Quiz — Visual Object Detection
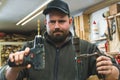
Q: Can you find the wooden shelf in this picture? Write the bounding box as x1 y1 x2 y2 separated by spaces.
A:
0 42 26 45
91 37 107 43
94 37 107 41
0 42 26 66
108 12 120 19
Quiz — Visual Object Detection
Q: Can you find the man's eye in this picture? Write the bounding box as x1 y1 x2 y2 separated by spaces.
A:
49 20 66 24
58 20 66 23
50 20 56 24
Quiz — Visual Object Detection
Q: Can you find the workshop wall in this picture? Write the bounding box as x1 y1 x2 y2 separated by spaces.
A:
90 7 109 41
90 3 120 53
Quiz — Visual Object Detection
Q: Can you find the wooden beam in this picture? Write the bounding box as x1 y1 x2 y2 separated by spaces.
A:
82 14 90 41
84 0 120 15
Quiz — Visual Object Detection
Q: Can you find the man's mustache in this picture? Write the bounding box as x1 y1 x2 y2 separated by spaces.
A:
53 29 63 33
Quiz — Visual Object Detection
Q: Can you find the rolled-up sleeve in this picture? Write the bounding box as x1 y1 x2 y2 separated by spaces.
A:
113 63 120 80
0 65 8 80
0 65 29 80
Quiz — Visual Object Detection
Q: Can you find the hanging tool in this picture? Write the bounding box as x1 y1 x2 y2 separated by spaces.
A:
103 11 112 41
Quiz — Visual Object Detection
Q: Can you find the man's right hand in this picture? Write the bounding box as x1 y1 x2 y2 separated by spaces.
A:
8 47 31 70
5 47 31 80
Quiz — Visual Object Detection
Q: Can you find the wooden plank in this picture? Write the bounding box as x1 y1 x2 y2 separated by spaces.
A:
74 17 79 37
84 0 120 15
79 15 85 39
74 14 90 41
82 14 90 41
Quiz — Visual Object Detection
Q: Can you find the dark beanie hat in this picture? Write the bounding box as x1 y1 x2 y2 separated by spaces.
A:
43 0 70 16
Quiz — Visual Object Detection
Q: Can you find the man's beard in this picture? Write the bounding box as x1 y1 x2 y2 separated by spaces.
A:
49 30 68 43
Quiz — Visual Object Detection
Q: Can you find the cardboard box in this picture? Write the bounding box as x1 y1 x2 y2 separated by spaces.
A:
109 3 120 16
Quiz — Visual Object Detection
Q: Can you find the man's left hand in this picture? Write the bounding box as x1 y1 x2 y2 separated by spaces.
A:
96 56 113 75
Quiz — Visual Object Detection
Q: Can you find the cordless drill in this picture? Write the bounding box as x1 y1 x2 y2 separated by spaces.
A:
8 20 45 70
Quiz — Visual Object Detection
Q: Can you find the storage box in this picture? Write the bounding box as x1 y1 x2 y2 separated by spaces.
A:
109 3 120 16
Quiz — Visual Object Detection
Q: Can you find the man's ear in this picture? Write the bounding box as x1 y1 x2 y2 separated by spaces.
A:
69 17 73 25
44 19 47 25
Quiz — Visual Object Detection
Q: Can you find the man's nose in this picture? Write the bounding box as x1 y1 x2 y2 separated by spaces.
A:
54 21 59 28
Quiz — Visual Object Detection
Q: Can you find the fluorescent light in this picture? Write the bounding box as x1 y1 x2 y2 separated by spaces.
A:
0 0 2 5
16 0 52 26
21 10 43 26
